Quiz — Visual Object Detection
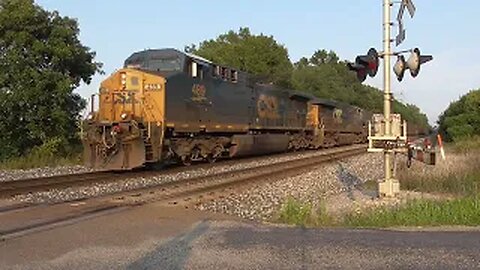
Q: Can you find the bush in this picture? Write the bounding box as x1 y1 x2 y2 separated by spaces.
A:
438 89 480 141
0 137 82 169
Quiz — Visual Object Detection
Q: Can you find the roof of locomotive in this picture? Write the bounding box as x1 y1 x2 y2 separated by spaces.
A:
125 48 179 66
311 98 338 108
124 48 213 69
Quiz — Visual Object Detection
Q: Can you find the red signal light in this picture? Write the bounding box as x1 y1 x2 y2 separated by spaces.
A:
347 48 379 82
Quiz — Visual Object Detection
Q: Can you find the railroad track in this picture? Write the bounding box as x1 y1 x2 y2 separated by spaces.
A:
0 145 366 240
0 159 243 198
110 144 368 206
0 144 367 199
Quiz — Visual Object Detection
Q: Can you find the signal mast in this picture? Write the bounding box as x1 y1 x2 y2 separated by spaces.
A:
347 0 433 197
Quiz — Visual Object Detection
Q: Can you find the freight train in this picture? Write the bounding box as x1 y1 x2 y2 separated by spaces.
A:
82 48 372 170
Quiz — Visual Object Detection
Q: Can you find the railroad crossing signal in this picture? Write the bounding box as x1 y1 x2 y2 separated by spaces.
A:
347 48 379 82
346 0 435 197
393 48 433 81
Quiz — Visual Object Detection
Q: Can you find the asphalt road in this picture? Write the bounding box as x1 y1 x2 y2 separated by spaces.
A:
1 203 479 269
128 221 480 270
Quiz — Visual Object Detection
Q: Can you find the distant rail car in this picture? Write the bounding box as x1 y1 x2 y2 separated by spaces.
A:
82 48 416 170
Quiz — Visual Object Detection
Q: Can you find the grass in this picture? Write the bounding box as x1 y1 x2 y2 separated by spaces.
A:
450 135 480 154
0 153 81 170
0 138 82 170
276 137 480 228
344 197 480 228
278 196 480 228
278 197 333 227
277 149 480 228
401 169 480 196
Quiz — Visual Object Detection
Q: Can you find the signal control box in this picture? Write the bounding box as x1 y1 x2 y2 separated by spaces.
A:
368 114 408 153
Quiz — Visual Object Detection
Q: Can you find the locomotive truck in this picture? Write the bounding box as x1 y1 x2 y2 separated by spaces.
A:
82 48 369 170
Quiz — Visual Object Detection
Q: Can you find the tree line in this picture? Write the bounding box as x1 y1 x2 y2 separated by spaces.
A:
0 0 101 162
438 89 480 141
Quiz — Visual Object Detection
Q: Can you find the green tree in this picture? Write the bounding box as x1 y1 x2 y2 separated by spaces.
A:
438 89 480 141
309 49 339 65
189 27 293 87
0 0 102 161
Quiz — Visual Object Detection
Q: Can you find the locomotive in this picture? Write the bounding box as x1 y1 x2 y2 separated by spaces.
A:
82 48 370 170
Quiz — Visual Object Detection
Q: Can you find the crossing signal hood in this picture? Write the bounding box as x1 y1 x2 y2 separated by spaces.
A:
393 48 433 81
347 48 379 82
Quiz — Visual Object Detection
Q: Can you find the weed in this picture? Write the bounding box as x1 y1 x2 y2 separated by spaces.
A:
0 138 82 170
343 197 480 228
278 197 334 227
401 169 480 196
451 135 480 154
278 197 313 226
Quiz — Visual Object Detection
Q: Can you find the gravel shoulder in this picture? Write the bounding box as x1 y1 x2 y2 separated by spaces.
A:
196 152 385 221
195 152 449 223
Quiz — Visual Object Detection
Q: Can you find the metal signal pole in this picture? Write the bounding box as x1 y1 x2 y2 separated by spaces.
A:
349 0 431 197
380 0 399 196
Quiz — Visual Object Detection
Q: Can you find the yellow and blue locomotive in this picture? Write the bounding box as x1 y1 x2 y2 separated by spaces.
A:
82 49 367 170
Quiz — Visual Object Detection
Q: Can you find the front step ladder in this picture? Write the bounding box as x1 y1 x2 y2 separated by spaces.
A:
141 128 154 162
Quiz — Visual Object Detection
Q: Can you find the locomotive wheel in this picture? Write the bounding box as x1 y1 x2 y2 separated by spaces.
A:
206 154 217 164
181 156 192 166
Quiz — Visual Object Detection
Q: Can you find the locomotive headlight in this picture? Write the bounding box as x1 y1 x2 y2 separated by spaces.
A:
120 72 127 88
120 112 128 120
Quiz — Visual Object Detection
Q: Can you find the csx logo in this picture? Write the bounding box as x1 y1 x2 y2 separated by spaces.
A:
192 84 207 102
113 92 137 104
257 94 280 119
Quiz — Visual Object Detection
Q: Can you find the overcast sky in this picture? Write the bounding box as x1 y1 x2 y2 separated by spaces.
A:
36 0 480 124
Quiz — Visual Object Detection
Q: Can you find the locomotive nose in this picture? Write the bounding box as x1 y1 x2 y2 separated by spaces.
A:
83 68 166 170
96 68 166 123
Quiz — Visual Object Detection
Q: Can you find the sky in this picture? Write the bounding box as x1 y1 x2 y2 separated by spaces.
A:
36 0 480 124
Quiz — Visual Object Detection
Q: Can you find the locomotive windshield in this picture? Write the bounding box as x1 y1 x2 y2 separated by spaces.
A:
125 56 182 72
124 49 188 72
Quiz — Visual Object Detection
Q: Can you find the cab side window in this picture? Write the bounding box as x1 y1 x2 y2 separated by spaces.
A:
231 70 238 83
221 67 229 81
189 61 204 79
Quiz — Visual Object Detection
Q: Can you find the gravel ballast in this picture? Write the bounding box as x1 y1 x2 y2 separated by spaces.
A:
0 165 93 182
196 152 386 221
9 146 365 204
